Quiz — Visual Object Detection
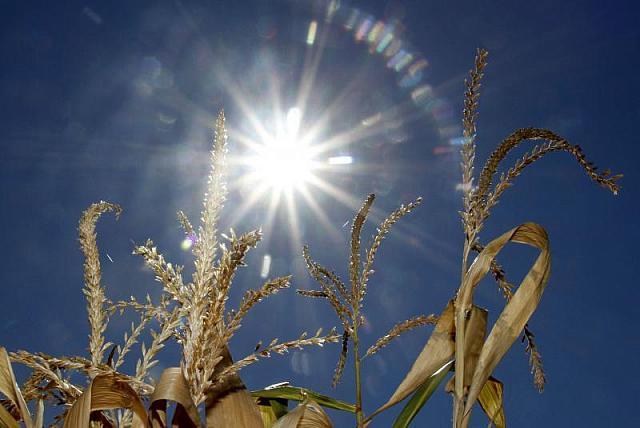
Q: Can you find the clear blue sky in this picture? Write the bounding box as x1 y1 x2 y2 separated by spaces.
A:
1 0 638 426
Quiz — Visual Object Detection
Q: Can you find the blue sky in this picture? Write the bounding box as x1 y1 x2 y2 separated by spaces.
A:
1 0 638 426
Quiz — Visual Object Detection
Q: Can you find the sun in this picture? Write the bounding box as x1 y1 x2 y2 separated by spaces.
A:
251 140 313 190
250 108 314 191
246 107 316 192
226 103 358 252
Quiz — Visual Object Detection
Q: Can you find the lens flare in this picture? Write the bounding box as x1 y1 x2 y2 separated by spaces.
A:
306 20 318 45
260 254 272 278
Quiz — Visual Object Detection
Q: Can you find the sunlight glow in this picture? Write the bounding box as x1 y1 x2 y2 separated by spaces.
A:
286 107 302 136
328 155 353 165
252 140 312 188
208 1 454 261
248 107 315 191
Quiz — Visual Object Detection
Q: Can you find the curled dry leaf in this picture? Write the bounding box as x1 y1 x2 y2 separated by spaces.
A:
444 306 488 395
377 302 487 419
0 347 32 427
273 399 332 428
459 223 550 417
147 367 201 427
62 373 147 428
0 403 19 428
477 377 506 428
460 306 488 390
204 347 263 428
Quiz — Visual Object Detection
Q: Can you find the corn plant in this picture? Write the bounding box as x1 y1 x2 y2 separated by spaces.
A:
296 49 620 428
0 50 621 428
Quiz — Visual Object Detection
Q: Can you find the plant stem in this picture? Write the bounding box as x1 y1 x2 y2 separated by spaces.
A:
453 233 474 428
353 313 364 427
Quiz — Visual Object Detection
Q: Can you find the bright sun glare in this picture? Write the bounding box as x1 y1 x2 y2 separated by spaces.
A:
195 2 452 261
248 107 315 191
229 102 356 251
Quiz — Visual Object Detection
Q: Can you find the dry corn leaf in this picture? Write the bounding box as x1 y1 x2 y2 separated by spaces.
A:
460 223 550 416
0 402 19 428
148 401 166 428
205 347 263 428
460 306 488 390
273 402 305 428
444 305 488 395
91 412 114 427
34 400 44 428
273 399 332 428
445 305 489 392
0 347 32 428
147 367 201 428
62 373 147 428
374 300 456 415
256 397 288 428
478 377 505 428
148 400 167 428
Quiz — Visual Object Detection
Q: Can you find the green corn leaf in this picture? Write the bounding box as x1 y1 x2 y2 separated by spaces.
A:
251 385 356 413
391 360 453 428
